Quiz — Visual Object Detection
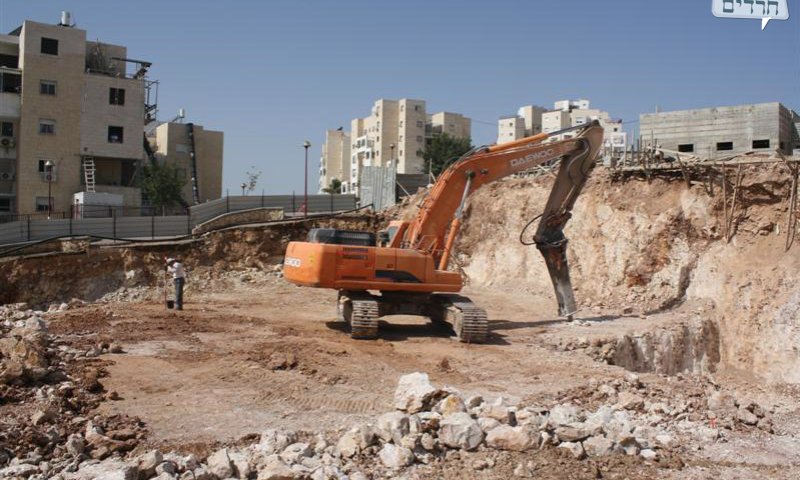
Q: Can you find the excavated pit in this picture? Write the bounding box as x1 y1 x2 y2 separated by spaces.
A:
456 165 800 384
1 167 797 386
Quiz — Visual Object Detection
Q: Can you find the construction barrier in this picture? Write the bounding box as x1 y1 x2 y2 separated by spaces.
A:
0 194 357 246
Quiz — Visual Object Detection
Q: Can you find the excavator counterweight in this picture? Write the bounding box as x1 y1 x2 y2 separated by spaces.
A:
283 122 604 342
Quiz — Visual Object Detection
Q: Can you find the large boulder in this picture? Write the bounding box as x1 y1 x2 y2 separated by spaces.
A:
336 426 376 458
583 435 616 457
485 425 536 451
548 404 581 427
378 444 415 469
64 459 138 480
136 450 163 479
259 429 296 455
439 413 484 451
255 455 295 480
0 330 49 384
377 412 410 443
394 372 442 413
206 448 233 479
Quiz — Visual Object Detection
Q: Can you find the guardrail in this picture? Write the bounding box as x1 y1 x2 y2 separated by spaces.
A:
0 194 357 246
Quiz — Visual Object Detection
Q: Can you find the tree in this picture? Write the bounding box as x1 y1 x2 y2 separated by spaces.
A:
322 178 342 194
140 162 186 208
245 166 262 194
422 133 473 177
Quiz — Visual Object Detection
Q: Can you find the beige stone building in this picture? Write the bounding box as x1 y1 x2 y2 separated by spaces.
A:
149 122 223 203
500 99 625 148
497 105 547 144
344 98 427 194
0 13 224 219
428 112 471 140
318 129 350 193
338 98 471 195
543 99 624 147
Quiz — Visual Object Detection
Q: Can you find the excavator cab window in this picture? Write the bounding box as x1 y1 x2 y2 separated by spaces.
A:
386 226 399 244
307 228 376 247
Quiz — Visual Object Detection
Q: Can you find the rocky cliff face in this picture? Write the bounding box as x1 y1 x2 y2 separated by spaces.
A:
456 166 800 383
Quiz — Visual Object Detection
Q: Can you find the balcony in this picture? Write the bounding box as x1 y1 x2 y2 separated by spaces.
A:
0 68 21 117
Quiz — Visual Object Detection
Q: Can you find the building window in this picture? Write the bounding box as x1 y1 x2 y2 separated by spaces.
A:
38 119 55 135
39 80 56 95
416 121 423 128
40 37 59 55
109 87 125 106
35 197 52 212
38 160 48 172
716 142 733 151
752 139 770 149
1 121 12 137
108 126 124 143
678 144 694 153
0 198 10 212
414 105 420 112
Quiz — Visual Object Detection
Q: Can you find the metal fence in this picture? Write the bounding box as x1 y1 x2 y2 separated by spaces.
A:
0 194 357 246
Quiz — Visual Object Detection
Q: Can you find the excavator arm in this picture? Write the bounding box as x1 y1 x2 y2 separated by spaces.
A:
403 123 601 253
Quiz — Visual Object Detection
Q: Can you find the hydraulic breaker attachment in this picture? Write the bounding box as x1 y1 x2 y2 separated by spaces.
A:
534 133 599 319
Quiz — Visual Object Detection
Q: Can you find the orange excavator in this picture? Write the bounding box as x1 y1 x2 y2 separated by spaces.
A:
283 121 604 342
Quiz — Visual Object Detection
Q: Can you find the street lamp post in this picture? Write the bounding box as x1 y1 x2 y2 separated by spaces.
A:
45 160 54 218
241 182 247 196
303 140 311 217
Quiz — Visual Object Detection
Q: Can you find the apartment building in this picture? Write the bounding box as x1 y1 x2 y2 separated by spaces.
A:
320 99 472 195
0 13 224 219
344 98 427 195
543 99 625 148
428 112 471 140
497 105 547 144
318 129 350 193
0 15 151 217
499 100 625 150
149 121 223 203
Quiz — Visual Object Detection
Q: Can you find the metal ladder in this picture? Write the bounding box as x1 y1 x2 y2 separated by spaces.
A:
82 157 96 193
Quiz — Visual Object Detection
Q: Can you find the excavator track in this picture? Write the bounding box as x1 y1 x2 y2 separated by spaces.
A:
340 292 380 340
434 294 489 343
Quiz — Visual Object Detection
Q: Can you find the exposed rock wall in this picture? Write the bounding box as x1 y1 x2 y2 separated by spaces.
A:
456 166 800 383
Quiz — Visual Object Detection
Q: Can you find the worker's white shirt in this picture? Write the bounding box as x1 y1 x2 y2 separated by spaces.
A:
168 262 186 279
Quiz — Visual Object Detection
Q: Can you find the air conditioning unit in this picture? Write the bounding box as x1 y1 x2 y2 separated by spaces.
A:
0 172 14 181
0 137 14 148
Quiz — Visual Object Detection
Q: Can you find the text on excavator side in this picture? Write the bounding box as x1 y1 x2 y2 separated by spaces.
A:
509 149 556 168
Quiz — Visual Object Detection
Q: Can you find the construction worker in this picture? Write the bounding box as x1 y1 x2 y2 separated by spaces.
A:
165 257 186 310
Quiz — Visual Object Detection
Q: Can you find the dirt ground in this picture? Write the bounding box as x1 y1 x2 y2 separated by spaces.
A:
44 272 800 479
6 166 800 478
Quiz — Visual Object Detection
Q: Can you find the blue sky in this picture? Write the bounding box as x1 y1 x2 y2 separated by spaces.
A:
1 0 798 194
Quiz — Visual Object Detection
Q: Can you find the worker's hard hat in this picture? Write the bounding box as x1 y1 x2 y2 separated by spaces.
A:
166 257 175 263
